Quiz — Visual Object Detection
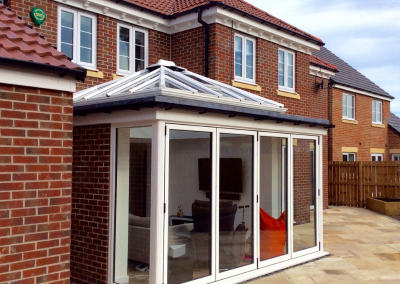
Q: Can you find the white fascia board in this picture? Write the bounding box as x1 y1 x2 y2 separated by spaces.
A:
332 84 393 102
54 0 171 33
309 65 336 79
54 0 321 53
73 87 288 113
170 7 321 54
0 65 76 92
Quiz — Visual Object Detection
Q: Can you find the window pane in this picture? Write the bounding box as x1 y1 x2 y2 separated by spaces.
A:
287 53 294 88
235 37 243 77
349 154 355 161
219 133 254 272
342 94 347 117
168 130 212 284
260 137 288 261
116 127 152 284
343 154 348 161
80 47 91 63
61 43 73 59
293 139 317 252
372 101 376 122
245 40 253 80
61 11 73 28
135 31 145 46
80 16 92 33
278 51 285 86
61 26 73 45
119 56 129 71
119 27 130 71
135 45 145 60
80 31 91 49
135 60 145 72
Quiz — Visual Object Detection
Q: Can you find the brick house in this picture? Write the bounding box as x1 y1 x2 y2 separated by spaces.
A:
313 47 394 162
0 0 362 284
0 3 86 284
388 112 400 161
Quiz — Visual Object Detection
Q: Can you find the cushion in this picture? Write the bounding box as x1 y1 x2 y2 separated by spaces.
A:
129 214 151 228
259 209 286 260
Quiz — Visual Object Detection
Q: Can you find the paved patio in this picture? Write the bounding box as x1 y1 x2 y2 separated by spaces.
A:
250 206 400 284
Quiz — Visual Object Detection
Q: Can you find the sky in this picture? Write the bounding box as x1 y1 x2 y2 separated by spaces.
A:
249 0 400 115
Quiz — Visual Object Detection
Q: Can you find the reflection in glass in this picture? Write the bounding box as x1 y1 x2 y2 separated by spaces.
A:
119 27 130 71
219 133 253 273
79 16 92 63
235 36 243 77
293 138 317 252
168 130 212 284
259 137 288 261
245 40 253 80
278 50 285 86
61 11 74 59
117 126 152 284
288 53 294 88
135 31 145 71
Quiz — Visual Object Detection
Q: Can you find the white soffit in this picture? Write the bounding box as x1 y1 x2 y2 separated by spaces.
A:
0 65 77 92
73 60 286 113
55 0 321 54
331 84 393 102
309 65 336 79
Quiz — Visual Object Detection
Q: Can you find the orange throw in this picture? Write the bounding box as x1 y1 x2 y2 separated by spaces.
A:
260 208 287 260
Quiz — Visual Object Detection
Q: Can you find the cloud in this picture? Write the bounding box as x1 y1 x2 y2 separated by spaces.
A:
248 0 400 111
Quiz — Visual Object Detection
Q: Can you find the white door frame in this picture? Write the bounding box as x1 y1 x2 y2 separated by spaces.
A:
257 132 292 268
216 128 258 281
164 124 217 284
291 135 320 259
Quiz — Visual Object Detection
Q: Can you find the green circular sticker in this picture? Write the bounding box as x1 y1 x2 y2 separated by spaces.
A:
30 7 47 26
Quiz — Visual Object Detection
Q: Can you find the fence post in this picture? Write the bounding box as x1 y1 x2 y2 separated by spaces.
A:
359 161 363 207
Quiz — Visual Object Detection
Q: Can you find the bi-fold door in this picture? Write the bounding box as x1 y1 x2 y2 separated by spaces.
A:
163 125 320 284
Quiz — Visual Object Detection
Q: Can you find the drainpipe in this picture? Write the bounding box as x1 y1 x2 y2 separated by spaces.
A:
198 9 209 77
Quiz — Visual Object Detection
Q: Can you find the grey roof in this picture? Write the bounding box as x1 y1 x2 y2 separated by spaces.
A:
313 47 393 99
388 112 400 134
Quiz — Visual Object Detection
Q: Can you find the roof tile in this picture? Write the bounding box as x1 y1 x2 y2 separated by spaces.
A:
0 4 82 71
388 112 400 134
310 55 338 72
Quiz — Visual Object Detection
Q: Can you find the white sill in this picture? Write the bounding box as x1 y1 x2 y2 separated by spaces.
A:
372 122 383 125
278 87 296 94
234 78 257 86
342 117 356 121
83 67 99 72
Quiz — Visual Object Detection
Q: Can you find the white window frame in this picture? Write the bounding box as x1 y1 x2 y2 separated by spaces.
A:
117 23 149 76
342 93 355 120
343 153 356 161
392 154 400 161
278 48 295 92
234 34 256 84
371 153 383 161
57 6 97 70
372 100 382 124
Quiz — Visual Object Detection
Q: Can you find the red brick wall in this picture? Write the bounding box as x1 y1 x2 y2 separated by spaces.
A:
330 88 390 161
71 124 111 284
388 127 400 149
149 29 171 65
0 84 72 284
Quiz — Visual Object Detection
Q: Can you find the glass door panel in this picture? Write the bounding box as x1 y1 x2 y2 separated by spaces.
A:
217 130 256 279
259 135 289 263
165 127 215 284
292 138 318 254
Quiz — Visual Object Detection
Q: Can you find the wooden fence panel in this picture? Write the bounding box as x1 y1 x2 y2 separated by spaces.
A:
328 161 400 207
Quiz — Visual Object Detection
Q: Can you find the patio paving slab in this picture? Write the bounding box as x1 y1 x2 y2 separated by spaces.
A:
249 206 400 284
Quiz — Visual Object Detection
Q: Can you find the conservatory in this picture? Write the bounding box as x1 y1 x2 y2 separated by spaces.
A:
73 60 329 284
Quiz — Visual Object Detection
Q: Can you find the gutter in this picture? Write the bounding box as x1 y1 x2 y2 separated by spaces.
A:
197 9 209 77
0 57 87 82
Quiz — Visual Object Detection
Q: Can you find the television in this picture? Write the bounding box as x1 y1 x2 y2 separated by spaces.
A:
198 158 243 193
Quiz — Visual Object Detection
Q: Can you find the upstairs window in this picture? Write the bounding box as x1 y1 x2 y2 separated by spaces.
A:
372 100 382 124
278 49 295 92
234 35 255 84
57 6 97 70
371 154 383 161
117 23 148 76
342 94 355 120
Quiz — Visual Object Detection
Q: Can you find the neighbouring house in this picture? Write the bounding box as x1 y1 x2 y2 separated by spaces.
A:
388 112 400 161
313 47 394 162
0 3 86 284
0 0 368 284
